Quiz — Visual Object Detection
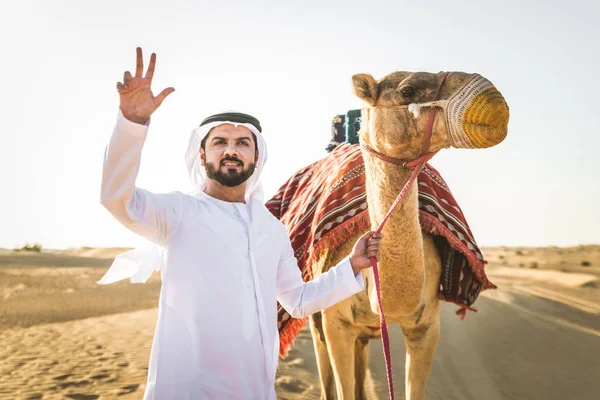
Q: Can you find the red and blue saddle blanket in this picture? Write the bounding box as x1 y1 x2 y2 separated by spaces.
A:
266 143 496 357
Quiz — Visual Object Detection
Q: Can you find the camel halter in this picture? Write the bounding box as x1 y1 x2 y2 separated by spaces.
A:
362 71 450 400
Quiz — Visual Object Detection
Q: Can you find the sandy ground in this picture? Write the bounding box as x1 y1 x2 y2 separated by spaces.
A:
1 245 599 399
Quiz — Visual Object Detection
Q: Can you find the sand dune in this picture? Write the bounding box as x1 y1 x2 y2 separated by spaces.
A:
0 309 155 400
58 247 133 260
0 251 161 330
0 246 599 399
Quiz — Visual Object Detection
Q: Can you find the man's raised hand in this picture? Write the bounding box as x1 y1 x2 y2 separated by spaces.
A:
116 47 175 125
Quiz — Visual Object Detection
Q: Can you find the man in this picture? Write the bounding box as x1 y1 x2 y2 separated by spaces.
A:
99 47 383 400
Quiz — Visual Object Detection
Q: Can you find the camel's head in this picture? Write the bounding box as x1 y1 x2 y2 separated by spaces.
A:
352 71 509 159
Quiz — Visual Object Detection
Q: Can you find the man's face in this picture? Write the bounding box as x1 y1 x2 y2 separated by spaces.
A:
200 124 258 188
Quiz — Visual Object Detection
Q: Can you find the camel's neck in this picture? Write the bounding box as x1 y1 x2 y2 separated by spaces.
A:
364 152 425 317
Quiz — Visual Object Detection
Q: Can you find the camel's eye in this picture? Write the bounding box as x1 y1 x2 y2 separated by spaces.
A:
399 87 415 98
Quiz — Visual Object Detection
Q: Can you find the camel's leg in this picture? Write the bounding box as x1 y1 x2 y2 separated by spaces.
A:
354 336 369 400
402 318 441 400
400 233 443 400
322 309 359 400
309 312 336 400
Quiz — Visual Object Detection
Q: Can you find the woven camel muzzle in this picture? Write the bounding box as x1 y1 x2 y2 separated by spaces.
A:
408 74 510 149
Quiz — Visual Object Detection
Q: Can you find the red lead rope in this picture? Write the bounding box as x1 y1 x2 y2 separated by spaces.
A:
366 72 449 399
369 153 433 400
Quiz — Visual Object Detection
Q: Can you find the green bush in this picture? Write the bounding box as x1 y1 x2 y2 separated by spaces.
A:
14 243 43 252
581 260 592 267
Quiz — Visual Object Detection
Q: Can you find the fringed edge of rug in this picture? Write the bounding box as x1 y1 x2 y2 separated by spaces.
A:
305 209 371 269
279 316 308 358
419 211 497 291
279 210 371 359
437 293 478 320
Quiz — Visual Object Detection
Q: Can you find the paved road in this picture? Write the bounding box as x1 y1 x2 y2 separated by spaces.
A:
362 287 600 400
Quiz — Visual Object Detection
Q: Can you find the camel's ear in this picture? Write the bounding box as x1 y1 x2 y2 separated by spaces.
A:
352 74 378 106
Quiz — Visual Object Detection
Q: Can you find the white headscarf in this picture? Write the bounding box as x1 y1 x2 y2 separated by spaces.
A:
185 118 267 202
98 113 268 284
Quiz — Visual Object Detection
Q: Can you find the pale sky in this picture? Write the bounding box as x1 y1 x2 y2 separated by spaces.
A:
0 0 598 250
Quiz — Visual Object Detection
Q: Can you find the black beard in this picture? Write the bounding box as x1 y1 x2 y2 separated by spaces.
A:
205 156 256 188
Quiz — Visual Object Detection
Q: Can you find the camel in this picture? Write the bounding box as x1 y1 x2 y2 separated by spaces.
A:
306 71 509 399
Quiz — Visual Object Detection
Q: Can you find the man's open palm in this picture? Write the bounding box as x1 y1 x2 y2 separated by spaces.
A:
116 47 174 125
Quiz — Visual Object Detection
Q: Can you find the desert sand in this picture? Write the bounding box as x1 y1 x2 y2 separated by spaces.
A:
1 245 599 399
